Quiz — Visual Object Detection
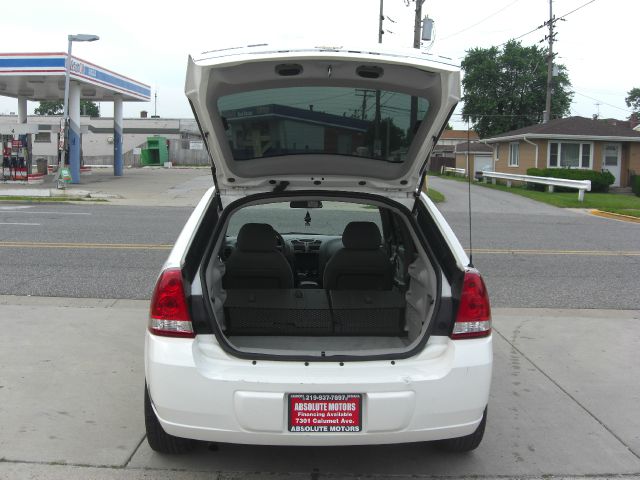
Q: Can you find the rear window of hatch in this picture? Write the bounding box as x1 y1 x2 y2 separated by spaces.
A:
217 87 429 163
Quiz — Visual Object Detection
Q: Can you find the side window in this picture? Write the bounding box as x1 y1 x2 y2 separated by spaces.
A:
549 142 558 167
509 142 519 167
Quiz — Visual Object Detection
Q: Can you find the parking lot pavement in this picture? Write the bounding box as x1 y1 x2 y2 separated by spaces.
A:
1 295 639 479
0 167 213 207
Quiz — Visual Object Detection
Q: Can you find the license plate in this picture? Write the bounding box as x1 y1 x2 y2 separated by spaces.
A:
288 393 362 433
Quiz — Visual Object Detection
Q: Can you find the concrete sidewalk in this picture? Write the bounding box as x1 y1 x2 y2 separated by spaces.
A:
0 167 213 207
0 295 639 479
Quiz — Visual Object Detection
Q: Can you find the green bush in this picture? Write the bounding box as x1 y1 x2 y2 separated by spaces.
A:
631 174 640 197
525 168 615 193
525 168 547 191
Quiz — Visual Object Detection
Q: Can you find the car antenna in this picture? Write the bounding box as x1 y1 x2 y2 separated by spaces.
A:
466 120 474 269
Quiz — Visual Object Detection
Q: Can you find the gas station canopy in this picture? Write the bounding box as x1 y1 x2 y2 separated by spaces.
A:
0 52 151 102
1 52 151 183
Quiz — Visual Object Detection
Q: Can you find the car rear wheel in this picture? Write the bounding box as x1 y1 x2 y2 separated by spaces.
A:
436 407 487 452
144 383 196 454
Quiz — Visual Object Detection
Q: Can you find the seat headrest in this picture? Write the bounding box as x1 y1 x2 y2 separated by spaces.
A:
236 223 277 252
342 222 382 250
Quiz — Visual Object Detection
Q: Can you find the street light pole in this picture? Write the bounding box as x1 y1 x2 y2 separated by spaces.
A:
60 36 73 169
58 34 99 186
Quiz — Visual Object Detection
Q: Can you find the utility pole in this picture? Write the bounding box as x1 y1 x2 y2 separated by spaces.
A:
409 0 425 137
375 0 383 157
356 89 375 120
378 0 384 43
543 0 554 123
413 0 424 49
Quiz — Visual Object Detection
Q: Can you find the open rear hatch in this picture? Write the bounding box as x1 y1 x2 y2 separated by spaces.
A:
185 45 460 200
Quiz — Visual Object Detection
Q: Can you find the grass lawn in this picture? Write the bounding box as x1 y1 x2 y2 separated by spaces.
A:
426 188 445 203
434 174 640 217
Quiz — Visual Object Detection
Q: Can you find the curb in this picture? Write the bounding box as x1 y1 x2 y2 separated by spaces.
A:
590 209 640 224
0 188 120 201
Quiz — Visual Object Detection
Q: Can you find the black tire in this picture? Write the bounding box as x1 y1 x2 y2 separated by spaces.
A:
144 384 196 454
436 407 487 452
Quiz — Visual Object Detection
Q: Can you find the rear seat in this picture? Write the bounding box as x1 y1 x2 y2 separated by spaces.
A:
322 222 393 291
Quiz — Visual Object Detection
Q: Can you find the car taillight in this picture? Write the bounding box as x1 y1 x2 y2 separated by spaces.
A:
148 268 195 338
451 270 491 340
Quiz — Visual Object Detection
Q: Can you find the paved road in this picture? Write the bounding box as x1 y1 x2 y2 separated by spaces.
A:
1 176 639 307
0 204 189 299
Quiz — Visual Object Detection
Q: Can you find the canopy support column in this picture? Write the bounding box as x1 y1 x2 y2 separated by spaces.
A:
69 81 81 184
114 94 123 176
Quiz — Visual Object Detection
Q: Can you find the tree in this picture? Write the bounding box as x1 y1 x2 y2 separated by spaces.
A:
625 88 640 116
35 100 100 117
461 40 573 138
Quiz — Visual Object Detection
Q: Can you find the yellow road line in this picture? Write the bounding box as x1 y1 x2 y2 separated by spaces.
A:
0 241 172 250
1 242 638 257
590 210 640 224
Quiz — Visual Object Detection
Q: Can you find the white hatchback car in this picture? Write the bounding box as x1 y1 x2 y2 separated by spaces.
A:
144 45 492 454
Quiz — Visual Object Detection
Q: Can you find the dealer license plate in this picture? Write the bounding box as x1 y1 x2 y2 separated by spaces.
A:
288 393 362 433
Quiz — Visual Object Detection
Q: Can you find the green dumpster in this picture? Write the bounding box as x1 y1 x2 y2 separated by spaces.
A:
141 136 169 166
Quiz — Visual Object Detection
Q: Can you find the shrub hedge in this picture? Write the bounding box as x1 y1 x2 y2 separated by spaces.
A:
631 174 640 197
525 168 615 193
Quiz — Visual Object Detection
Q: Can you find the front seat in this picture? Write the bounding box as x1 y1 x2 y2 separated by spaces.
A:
323 222 393 290
222 223 294 289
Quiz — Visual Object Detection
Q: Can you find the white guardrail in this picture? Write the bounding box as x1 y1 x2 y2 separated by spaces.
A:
442 166 466 176
481 171 591 202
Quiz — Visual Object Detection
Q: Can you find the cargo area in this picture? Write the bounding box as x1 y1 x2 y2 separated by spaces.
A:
200 196 441 358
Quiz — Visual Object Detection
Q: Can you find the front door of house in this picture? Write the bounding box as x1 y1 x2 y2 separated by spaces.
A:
602 143 621 187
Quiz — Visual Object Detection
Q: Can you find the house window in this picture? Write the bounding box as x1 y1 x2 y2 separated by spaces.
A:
508 142 519 167
548 142 592 169
34 132 51 143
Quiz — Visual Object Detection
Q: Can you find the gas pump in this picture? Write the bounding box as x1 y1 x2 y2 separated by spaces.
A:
11 138 20 180
1 132 33 182
1 139 10 181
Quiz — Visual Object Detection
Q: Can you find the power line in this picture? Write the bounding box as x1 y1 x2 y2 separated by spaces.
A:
556 0 597 21
573 91 632 114
450 112 544 118
496 0 598 48
440 0 522 41
496 24 544 48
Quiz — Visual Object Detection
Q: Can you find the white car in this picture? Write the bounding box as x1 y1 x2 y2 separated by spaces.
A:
144 45 492 453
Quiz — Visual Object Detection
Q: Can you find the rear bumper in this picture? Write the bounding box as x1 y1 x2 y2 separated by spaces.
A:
145 333 492 446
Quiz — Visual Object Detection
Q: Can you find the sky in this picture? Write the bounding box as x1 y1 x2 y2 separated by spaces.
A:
1 0 637 129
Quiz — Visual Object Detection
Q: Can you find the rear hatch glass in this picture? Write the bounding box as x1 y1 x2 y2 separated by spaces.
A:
219 87 429 163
